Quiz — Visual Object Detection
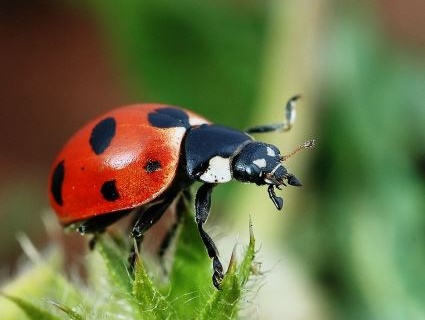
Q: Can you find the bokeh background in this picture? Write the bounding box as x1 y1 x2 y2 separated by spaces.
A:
0 0 424 319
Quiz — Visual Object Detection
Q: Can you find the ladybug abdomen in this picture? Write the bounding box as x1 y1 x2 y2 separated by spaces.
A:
49 104 208 225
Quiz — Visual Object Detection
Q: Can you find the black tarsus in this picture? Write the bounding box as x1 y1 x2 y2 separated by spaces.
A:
89 234 99 251
245 95 300 134
245 123 285 134
195 183 223 289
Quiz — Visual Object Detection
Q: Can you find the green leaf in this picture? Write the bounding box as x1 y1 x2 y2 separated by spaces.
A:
94 235 146 319
132 255 176 319
0 236 91 319
48 300 84 320
2 216 259 319
96 235 132 294
2 294 62 320
237 218 256 286
168 209 213 314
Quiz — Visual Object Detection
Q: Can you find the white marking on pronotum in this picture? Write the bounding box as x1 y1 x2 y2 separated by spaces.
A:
189 116 208 126
200 156 232 183
266 147 276 157
253 158 267 168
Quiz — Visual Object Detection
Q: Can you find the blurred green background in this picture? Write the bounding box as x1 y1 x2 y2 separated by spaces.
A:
0 0 424 319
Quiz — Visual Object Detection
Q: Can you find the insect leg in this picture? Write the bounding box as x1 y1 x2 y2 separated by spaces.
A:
76 208 133 250
78 208 133 235
267 185 284 210
128 197 174 268
245 95 300 134
195 183 223 289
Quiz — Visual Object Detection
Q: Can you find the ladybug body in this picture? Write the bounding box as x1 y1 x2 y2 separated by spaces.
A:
49 98 313 288
50 104 208 224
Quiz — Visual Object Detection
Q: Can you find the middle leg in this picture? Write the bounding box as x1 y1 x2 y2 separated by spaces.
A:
128 196 175 268
245 95 300 134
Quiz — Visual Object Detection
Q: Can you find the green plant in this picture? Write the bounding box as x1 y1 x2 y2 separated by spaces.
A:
1 210 258 320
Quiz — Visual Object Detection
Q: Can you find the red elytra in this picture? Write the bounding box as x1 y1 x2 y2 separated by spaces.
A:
49 104 208 225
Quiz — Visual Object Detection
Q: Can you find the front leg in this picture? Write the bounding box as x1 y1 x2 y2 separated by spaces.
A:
267 185 284 210
195 183 223 289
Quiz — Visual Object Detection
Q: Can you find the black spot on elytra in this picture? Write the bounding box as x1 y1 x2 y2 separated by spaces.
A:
101 180 120 201
148 107 190 129
90 117 116 155
144 160 161 173
51 160 65 206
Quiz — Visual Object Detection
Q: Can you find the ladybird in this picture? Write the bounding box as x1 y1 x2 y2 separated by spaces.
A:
49 96 314 289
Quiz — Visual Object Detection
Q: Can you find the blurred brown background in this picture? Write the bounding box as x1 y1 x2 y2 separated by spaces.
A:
0 1 125 272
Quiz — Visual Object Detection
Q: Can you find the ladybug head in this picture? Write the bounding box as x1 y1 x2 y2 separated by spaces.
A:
232 141 302 210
